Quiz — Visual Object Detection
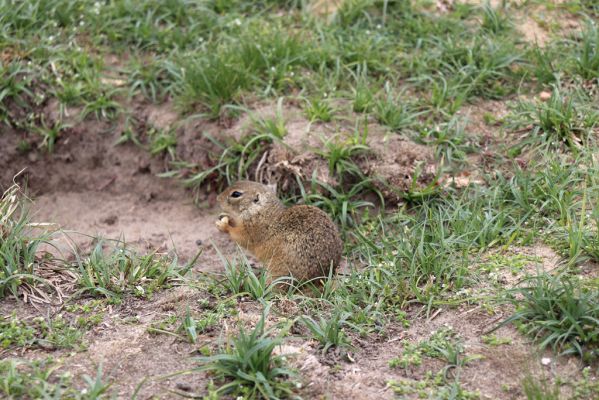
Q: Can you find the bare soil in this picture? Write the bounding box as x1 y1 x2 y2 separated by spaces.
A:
0 100 592 399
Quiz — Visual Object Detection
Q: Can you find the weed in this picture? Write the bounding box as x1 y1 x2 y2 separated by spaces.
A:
388 342 423 370
73 239 194 299
127 56 175 102
421 75 468 116
389 327 460 371
0 61 36 126
304 97 333 123
217 250 291 300
481 2 511 35
315 127 370 179
481 334 512 346
0 358 112 399
389 371 480 399
373 86 421 132
570 23 599 80
174 51 250 118
197 304 296 398
417 116 472 166
300 179 375 231
81 88 122 121
478 253 542 277
251 99 288 140
148 299 237 342
529 45 559 85
508 86 598 152
0 313 83 350
301 310 350 354
0 183 51 299
171 125 284 190
521 375 560 400
435 341 483 379
148 127 177 159
497 272 599 361
351 80 375 113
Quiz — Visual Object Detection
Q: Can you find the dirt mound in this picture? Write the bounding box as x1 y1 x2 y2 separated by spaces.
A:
1 100 436 269
0 113 235 268
169 102 437 201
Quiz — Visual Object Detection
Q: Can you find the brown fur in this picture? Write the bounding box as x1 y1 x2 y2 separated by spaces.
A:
216 181 343 282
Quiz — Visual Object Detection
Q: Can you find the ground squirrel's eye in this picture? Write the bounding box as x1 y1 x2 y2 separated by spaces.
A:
230 191 243 198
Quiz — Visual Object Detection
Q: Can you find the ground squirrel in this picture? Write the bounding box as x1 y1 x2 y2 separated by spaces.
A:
215 181 343 283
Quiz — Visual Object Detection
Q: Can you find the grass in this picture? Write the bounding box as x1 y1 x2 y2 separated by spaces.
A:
197 304 296 398
497 272 599 362
0 183 51 299
301 310 350 354
73 239 194 299
147 300 236 343
0 358 112 399
2 0 599 398
0 302 111 351
521 375 561 400
215 250 292 300
509 86 598 153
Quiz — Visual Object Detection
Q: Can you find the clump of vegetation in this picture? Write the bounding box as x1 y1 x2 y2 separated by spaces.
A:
147 299 237 343
301 310 350 354
197 305 296 398
389 327 475 371
0 183 50 299
509 86 599 153
0 313 85 350
498 273 599 362
0 358 112 399
74 239 194 299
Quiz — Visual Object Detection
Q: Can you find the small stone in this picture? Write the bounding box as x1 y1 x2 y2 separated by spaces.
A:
175 383 192 392
539 91 551 101
101 215 118 225
541 357 551 366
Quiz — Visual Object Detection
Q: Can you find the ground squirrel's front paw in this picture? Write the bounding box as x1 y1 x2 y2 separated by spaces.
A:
215 214 230 232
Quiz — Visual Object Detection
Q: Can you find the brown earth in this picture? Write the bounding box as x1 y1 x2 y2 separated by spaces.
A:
0 98 593 399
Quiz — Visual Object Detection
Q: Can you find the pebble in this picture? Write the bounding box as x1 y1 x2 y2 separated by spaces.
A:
541 357 551 366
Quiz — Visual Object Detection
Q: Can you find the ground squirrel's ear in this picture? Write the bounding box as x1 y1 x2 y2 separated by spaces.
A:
253 193 260 203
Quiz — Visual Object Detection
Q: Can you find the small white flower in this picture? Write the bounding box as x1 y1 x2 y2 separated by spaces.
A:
234 18 242 26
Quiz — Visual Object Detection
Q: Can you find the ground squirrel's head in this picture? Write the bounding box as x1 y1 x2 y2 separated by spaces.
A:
217 181 283 220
